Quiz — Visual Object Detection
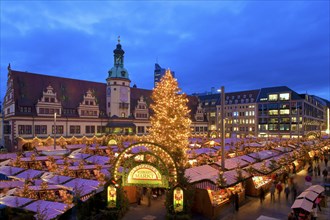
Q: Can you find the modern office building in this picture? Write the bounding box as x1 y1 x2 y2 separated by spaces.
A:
1 41 207 151
154 63 175 87
198 86 328 139
2 40 328 151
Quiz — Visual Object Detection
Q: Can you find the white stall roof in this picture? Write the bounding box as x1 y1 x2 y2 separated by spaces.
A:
239 155 256 163
273 146 292 153
252 160 280 174
243 142 264 148
14 169 44 179
185 165 219 183
41 172 73 184
62 178 100 197
221 169 251 186
85 155 110 165
0 153 17 161
0 195 33 208
68 152 91 160
24 200 68 220
215 157 249 170
248 150 279 160
89 146 108 151
20 156 62 162
0 180 24 189
66 144 86 150
27 184 70 191
0 166 25 176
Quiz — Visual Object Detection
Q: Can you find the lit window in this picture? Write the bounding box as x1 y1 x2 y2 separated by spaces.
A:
268 94 278 101
280 109 290 115
279 93 290 100
269 110 278 115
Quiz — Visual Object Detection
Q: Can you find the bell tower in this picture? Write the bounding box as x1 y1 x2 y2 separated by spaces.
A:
106 36 131 118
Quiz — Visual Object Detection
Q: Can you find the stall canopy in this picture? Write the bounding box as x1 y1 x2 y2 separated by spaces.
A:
305 185 325 194
0 195 33 208
0 153 17 161
62 178 100 198
41 172 73 185
185 165 219 183
66 144 87 150
239 155 256 163
214 169 251 187
0 180 24 190
214 157 249 170
13 169 44 180
24 200 68 220
84 155 110 165
248 150 279 160
297 190 319 202
291 198 313 212
0 166 25 176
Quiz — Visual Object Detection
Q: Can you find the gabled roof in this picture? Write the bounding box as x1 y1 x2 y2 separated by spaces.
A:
10 70 107 117
8 70 202 120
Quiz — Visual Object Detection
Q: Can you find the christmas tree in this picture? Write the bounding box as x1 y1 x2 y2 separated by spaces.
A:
149 69 191 167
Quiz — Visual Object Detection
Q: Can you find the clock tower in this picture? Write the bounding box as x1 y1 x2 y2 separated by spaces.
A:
106 37 131 118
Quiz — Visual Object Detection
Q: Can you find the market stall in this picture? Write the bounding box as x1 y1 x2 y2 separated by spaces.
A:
185 165 250 219
244 159 279 196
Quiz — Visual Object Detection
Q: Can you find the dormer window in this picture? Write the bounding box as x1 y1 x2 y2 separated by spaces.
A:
36 85 61 116
77 89 99 118
121 71 126 77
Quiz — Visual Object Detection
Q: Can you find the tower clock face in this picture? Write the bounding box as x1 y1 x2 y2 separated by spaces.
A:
120 87 128 102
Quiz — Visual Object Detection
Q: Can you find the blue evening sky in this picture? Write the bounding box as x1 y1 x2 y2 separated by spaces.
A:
1 1 329 101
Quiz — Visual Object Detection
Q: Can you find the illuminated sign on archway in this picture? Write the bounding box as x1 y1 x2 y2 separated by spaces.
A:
173 186 184 212
127 164 162 185
107 185 117 208
108 139 117 145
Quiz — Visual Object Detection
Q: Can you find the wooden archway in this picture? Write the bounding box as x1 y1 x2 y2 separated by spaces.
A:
113 142 178 186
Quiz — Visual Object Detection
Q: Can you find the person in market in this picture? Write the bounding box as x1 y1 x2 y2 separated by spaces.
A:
284 184 290 201
276 181 283 201
322 167 328 182
259 187 265 204
308 165 313 176
234 192 239 211
311 205 318 220
313 166 317 177
292 163 296 174
325 156 328 167
317 164 321 176
270 182 276 202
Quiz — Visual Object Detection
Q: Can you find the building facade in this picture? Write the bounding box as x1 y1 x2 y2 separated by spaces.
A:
2 41 208 151
198 86 328 139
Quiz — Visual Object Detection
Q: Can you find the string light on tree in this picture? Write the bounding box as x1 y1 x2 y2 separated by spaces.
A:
148 69 191 167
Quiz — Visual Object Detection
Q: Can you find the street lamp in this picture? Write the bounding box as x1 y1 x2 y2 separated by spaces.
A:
54 112 57 150
218 86 225 171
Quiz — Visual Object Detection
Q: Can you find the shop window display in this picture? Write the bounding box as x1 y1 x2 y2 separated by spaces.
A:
252 176 272 189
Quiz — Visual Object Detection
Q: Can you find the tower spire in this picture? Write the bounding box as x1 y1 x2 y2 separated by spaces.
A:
118 35 120 44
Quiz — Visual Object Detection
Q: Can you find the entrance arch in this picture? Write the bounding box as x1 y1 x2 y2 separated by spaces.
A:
113 142 178 187
306 131 319 139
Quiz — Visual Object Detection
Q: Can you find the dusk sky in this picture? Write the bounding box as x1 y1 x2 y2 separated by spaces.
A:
1 1 329 102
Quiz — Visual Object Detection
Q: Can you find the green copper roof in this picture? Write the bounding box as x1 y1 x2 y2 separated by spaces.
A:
108 66 129 79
